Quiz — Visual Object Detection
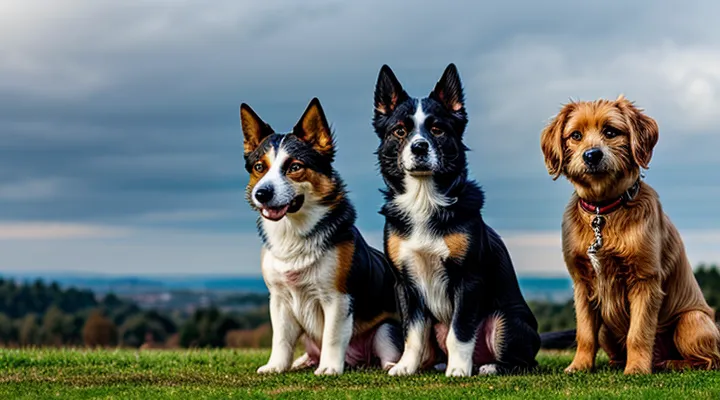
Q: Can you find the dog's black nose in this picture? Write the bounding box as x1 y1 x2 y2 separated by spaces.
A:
411 141 429 156
255 187 274 204
583 148 604 166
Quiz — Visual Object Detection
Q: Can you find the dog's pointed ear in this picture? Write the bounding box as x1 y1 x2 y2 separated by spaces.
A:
430 63 465 113
240 104 274 155
293 97 335 158
374 65 409 115
541 103 575 180
615 96 658 169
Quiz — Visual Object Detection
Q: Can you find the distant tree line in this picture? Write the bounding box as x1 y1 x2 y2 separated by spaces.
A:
1 265 719 348
0 278 270 348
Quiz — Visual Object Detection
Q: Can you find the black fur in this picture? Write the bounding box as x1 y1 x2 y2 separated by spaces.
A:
373 64 540 373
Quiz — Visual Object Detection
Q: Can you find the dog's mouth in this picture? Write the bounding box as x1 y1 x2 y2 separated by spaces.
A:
584 166 609 176
408 168 433 177
260 195 305 221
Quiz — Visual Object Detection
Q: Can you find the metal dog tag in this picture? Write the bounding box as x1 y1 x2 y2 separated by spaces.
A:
587 215 605 255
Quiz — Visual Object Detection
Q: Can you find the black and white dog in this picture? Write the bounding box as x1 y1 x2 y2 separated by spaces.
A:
372 64 540 377
241 98 402 375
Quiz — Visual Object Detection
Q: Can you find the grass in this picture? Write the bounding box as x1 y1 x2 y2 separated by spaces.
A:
0 349 718 399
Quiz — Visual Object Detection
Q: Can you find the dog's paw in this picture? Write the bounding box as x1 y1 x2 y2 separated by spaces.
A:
564 363 591 374
623 365 651 375
388 362 418 376
446 365 472 377
314 364 343 376
290 353 315 371
477 364 500 376
257 363 288 374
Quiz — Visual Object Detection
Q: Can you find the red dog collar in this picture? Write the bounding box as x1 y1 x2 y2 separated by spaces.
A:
578 179 641 215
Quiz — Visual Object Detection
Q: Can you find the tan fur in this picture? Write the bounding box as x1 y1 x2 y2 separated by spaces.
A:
386 232 402 268
444 233 469 261
334 241 355 294
542 97 720 374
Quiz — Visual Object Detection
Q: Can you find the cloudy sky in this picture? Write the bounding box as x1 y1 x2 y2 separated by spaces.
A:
1 0 720 276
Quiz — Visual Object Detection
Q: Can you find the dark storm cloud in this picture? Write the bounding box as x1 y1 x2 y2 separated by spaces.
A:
1 0 720 239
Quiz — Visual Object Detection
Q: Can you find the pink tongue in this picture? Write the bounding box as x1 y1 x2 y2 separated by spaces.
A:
262 205 290 221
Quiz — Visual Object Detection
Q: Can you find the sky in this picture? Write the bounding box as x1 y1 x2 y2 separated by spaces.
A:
1 0 720 276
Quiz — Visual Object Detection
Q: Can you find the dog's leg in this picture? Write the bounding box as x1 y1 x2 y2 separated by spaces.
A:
624 277 663 375
388 281 430 376
599 324 626 369
566 281 601 373
487 315 541 374
445 278 485 377
314 295 353 375
257 293 302 374
673 310 720 370
388 317 429 376
373 322 403 370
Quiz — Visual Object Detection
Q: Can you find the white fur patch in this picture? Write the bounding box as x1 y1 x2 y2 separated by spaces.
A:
445 326 475 377
388 321 427 376
394 177 454 324
374 323 402 370
477 363 500 375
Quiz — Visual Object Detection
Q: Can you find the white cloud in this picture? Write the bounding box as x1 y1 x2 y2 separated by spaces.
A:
0 222 128 240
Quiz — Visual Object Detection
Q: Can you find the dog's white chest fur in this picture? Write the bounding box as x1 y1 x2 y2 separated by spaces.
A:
394 177 454 324
262 247 340 341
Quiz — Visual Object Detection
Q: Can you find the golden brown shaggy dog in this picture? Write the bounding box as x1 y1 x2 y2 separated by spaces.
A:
541 95 720 375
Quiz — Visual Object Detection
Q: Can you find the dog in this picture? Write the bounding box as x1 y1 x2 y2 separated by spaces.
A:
240 98 403 375
541 95 720 374
372 64 540 377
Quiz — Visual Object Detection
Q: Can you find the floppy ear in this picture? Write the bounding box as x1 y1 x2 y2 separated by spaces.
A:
374 65 409 115
293 97 335 158
541 103 575 180
429 63 465 113
615 95 659 169
240 104 274 155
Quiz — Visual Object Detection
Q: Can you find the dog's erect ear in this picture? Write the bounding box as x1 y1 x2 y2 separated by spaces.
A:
374 65 409 115
240 104 274 155
615 96 659 169
541 103 575 180
293 97 335 158
430 63 465 113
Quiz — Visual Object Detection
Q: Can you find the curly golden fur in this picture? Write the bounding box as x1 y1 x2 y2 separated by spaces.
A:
541 95 720 375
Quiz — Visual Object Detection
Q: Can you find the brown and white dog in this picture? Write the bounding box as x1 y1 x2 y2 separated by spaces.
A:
541 95 720 374
241 98 403 375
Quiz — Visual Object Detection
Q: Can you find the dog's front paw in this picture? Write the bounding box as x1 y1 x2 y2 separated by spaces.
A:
477 364 500 376
290 353 315 371
257 363 288 374
623 364 651 375
446 365 472 377
564 362 592 374
314 364 343 375
388 361 418 376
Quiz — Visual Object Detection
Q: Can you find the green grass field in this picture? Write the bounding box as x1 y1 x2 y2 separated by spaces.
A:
0 349 718 399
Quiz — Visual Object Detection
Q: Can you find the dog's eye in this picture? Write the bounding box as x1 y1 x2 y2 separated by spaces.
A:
430 126 444 136
392 127 407 138
570 131 583 141
288 162 304 173
603 127 620 139
253 162 265 173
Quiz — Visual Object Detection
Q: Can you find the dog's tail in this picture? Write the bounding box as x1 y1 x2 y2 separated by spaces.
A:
539 329 576 350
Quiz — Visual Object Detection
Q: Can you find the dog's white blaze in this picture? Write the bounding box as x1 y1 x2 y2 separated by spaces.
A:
260 247 353 374
401 100 438 170
252 148 295 209
446 326 476 377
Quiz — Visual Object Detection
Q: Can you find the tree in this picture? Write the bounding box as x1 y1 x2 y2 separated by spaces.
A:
179 308 240 348
82 310 118 348
18 314 39 346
